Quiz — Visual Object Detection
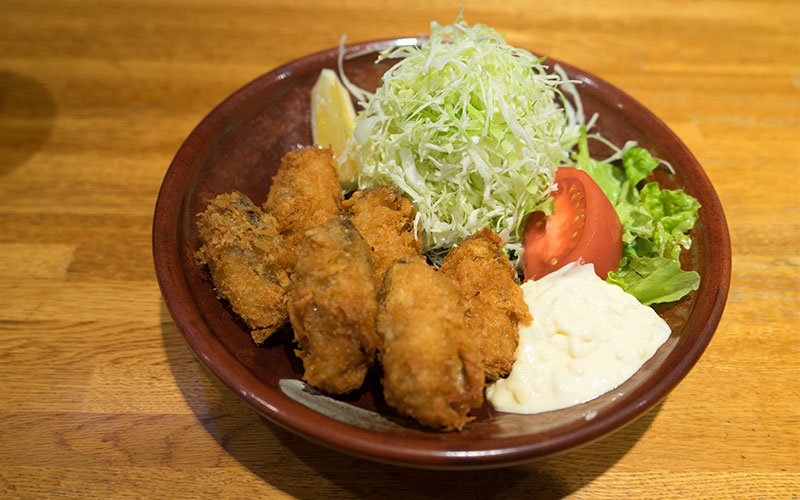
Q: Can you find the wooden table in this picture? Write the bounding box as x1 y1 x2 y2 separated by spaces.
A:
1 0 797 497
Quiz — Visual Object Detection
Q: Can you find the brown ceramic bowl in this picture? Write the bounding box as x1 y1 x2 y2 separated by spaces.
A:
153 38 731 470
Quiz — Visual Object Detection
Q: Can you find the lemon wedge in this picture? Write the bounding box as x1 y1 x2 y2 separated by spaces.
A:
311 68 358 189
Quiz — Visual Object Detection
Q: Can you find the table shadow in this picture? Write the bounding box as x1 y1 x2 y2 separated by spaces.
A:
0 71 56 176
161 301 662 498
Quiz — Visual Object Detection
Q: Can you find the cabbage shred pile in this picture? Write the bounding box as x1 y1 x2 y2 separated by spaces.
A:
347 19 578 260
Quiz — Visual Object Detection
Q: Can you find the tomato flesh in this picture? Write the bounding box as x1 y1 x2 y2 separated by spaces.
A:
522 167 622 281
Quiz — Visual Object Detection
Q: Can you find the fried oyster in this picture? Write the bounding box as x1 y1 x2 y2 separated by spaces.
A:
439 228 532 381
377 259 485 431
263 146 343 258
287 216 380 394
342 185 424 282
195 192 292 342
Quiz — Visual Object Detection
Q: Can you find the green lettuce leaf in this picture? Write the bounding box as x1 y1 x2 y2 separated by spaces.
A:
607 257 700 306
573 128 701 305
574 126 625 205
622 147 660 187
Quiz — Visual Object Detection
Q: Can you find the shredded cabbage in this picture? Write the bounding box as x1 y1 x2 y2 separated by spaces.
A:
347 18 580 260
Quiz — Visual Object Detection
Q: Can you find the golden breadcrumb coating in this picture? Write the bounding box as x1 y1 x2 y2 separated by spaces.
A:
263 146 343 258
342 185 423 281
195 192 293 343
287 217 380 394
377 259 484 431
439 228 532 381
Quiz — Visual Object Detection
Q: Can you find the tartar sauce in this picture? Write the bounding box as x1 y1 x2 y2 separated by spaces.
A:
486 262 670 414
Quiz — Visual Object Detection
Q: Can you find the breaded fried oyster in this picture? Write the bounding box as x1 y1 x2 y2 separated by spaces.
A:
377 259 484 431
264 146 343 257
439 228 532 381
195 192 293 343
287 217 380 394
342 185 423 281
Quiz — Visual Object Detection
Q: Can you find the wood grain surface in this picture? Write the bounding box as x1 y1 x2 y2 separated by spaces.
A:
1 0 798 497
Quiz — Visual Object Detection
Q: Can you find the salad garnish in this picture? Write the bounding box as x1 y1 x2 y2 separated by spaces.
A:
573 127 701 305
338 15 701 306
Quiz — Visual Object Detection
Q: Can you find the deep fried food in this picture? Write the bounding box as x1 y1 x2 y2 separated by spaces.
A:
439 228 532 381
196 149 532 430
287 217 380 394
263 146 343 257
195 192 293 343
342 185 423 281
377 259 484 431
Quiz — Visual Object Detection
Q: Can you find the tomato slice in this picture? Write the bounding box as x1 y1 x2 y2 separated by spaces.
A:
522 167 622 281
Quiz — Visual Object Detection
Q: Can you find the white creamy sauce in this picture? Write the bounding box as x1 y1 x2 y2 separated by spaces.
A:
486 262 671 414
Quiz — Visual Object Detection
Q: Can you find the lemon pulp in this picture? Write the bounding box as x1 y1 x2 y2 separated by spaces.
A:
310 68 357 189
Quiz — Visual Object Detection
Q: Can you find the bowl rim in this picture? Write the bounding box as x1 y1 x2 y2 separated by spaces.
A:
152 38 732 469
